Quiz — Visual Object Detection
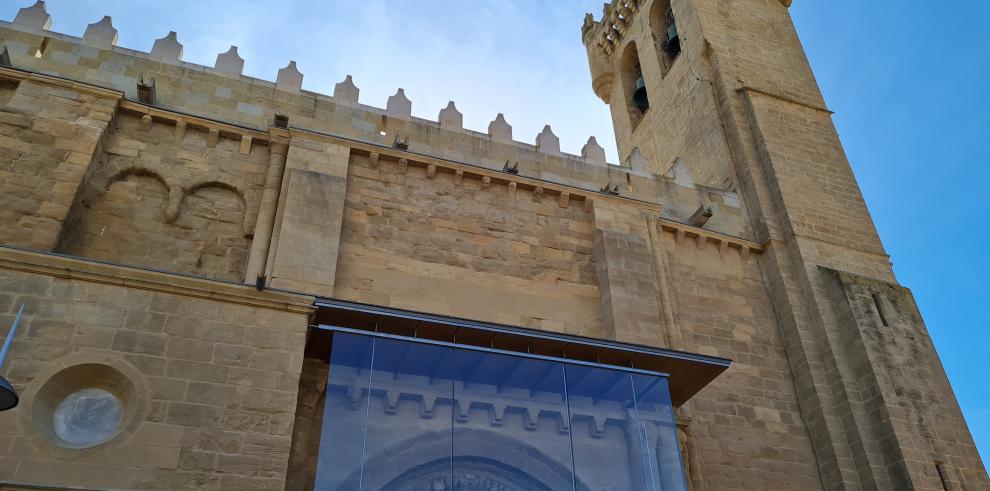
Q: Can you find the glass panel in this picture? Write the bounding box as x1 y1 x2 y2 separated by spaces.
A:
360 338 454 491
567 365 653 491
453 349 574 491
632 375 686 491
313 331 686 491
53 388 122 447
314 333 375 491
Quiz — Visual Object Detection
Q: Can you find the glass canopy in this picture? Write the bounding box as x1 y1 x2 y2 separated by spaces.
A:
314 330 687 491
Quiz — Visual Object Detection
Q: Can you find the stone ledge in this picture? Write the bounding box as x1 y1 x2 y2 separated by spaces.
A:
658 218 763 258
0 66 122 101
288 127 665 214
0 246 315 315
119 100 272 143
0 480 112 491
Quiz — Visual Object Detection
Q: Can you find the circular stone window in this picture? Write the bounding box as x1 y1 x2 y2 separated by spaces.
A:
30 363 137 450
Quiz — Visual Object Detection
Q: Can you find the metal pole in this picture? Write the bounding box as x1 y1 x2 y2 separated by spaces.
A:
0 304 25 370
0 304 25 411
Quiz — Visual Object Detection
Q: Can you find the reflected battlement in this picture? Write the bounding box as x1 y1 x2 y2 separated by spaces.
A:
313 331 686 491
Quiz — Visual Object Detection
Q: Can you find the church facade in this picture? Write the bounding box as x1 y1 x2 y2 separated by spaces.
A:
0 0 985 490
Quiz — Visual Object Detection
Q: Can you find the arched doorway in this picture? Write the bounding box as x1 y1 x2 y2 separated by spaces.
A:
337 429 588 491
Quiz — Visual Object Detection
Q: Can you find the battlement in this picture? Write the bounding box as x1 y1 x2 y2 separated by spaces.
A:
582 0 791 58
581 0 642 58
5 1 608 165
0 1 749 237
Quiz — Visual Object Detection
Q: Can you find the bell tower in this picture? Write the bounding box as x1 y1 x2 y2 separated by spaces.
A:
582 0 734 188
583 0 989 489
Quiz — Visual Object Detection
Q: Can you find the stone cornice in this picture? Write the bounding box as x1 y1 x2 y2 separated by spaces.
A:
286 126 665 214
119 100 272 143
0 66 122 100
658 218 764 258
0 246 315 314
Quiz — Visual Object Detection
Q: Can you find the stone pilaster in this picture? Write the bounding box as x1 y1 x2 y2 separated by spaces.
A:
265 137 350 297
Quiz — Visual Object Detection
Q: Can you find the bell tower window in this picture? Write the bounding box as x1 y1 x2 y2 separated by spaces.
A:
620 42 648 129
652 1 681 73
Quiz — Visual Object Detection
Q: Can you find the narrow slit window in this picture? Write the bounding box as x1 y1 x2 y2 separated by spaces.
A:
872 293 889 327
935 462 951 491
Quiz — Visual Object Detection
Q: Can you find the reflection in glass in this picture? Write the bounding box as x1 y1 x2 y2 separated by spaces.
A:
453 349 574 491
52 388 122 447
567 365 653 491
633 375 686 491
361 339 454 491
313 332 686 491
314 333 375 490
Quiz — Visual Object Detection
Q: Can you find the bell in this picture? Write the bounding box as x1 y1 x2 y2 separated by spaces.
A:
633 76 649 112
665 23 681 57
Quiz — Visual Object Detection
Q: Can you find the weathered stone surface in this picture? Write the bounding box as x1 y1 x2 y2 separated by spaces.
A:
13 1 51 30
150 31 183 62
386 88 412 118
438 101 463 130
0 252 310 491
214 46 245 76
0 2 983 489
82 16 117 49
535 125 560 155
581 136 607 165
488 113 512 141
275 61 303 93
332 75 359 105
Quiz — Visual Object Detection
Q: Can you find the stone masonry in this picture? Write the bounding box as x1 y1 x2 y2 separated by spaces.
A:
0 1 985 490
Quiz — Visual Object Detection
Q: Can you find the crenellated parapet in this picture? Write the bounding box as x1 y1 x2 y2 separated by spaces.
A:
0 1 751 239
2 2 616 167
581 0 643 58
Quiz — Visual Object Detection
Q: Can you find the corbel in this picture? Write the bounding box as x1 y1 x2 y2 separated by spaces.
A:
164 186 183 224
533 186 544 203
207 128 220 147
384 391 399 415
489 404 505 427
420 395 437 419
239 135 252 155
174 120 187 142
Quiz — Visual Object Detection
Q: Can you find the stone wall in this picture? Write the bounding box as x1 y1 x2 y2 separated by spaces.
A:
56 113 269 282
334 152 603 337
660 229 821 489
0 1 985 490
0 248 312 491
0 78 115 250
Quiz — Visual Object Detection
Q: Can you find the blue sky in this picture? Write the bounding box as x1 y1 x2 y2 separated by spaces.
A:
3 0 988 466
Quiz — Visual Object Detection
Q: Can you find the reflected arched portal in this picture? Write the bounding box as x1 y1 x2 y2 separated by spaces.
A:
342 429 587 491
313 332 686 491
381 456 555 491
